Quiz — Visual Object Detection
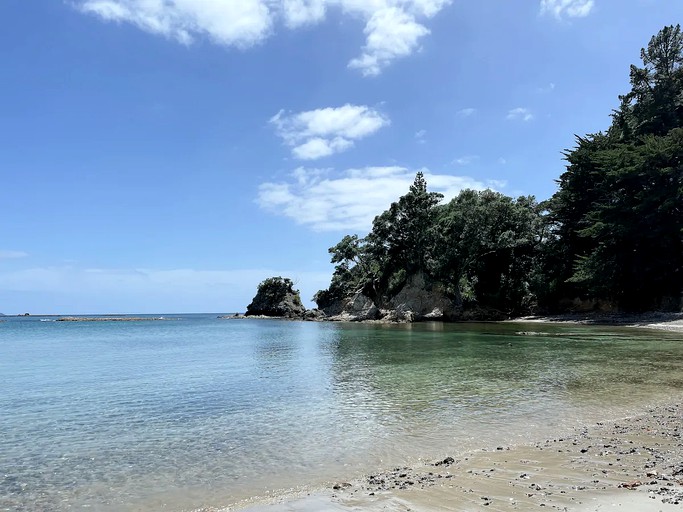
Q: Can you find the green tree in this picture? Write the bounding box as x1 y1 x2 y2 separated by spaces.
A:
431 190 542 313
365 172 443 296
546 25 683 310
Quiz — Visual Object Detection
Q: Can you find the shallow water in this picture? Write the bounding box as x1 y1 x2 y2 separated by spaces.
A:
1 315 682 511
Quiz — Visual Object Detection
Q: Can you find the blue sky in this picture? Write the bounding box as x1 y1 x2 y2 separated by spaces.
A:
0 0 679 314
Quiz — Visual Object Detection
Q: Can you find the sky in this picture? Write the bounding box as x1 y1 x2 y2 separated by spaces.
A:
0 0 680 314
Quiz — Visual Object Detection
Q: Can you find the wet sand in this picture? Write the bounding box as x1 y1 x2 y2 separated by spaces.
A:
220 401 683 512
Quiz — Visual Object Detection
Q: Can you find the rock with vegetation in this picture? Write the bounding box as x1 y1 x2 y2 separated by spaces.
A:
314 172 541 321
246 277 307 318
314 26 683 319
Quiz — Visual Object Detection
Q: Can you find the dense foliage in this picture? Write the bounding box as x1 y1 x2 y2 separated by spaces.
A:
545 24 683 311
316 26 683 314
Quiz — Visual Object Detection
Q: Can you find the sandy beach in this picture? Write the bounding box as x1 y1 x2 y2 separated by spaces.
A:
507 312 683 333
221 400 683 512
209 319 683 512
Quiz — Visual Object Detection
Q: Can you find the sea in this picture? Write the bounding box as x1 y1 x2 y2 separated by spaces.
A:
1 314 683 511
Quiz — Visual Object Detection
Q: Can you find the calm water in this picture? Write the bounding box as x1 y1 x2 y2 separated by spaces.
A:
1 315 683 511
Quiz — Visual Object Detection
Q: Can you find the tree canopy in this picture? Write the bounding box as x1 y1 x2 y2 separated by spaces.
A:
315 25 683 316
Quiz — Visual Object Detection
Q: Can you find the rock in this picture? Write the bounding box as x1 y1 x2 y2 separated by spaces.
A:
618 480 642 489
245 277 307 318
329 292 379 321
304 309 326 321
388 272 458 321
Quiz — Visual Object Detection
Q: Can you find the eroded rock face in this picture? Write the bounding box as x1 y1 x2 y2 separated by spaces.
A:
328 292 379 321
388 272 458 321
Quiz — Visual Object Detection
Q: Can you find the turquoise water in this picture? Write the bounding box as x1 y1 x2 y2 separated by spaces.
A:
1 315 683 511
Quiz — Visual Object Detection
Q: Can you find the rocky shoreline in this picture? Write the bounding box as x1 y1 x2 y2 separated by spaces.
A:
210 401 683 512
224 308 683 333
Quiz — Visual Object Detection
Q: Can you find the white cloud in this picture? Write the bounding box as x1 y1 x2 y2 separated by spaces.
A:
79 0 273 47
348 7 429 76
506 107 534 122
540 0 594 19
486 179 508 189
281 0 327 28
456 107 477 117
257 166 493 232
77 0 452 75
498 157 507 165
270 104 389 160
415 129 427 143
0 250 28 259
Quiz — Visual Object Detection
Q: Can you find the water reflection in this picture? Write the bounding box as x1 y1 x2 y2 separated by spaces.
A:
323 321 683 456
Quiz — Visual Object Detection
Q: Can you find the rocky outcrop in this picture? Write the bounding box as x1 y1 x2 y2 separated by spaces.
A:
327 292 380 321
387 272 459 321
322 273 459 322
245 277 307 318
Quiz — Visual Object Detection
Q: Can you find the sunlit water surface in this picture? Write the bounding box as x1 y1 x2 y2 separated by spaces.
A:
1 315 682 511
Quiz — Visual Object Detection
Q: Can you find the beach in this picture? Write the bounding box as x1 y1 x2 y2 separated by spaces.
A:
216 318 683 512
225 400 683 512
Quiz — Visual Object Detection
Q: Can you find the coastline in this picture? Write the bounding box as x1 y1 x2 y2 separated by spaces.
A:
215 400 683 512
226 310 683 332
200 317 683 512
506 312 683 333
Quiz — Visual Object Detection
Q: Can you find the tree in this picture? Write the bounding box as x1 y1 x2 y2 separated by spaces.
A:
431 190 542 313
613 24 683 138
545 25 683 310
365 172 443 296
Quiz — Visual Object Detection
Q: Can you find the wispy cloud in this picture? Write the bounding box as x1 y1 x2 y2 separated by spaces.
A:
257 166 498 232
456 107 477 118
537 82 556 93
453 155 479 166
540 0 595 19
506 107 534 122
270 104 389 160
76 0 452 76
0 265 332 312
0 250 28 260
415 129 427 143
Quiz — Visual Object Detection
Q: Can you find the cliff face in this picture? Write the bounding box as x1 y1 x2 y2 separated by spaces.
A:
387 272 459 321
324 272 461 322
326 292 380 322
